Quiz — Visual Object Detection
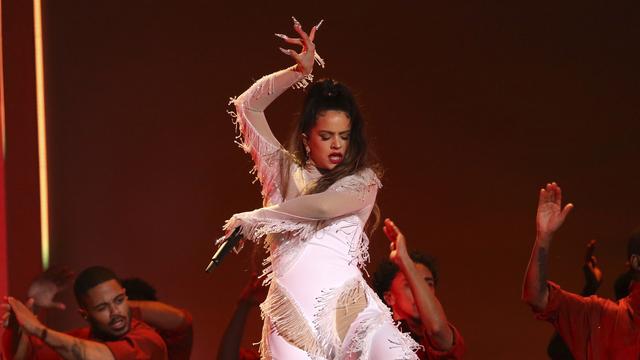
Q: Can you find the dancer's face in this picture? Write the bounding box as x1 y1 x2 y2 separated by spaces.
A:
304 110 351 171
78 279 131 339
385 263 435 322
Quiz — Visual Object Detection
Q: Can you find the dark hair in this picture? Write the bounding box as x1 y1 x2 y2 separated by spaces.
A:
627 226 640 259
285 78 381 195
121 277 158 301
74 266 121 307
281 79 382 234
372 251 439 305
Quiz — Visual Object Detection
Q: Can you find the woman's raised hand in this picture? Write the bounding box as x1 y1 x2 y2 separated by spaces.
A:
275 17 322 75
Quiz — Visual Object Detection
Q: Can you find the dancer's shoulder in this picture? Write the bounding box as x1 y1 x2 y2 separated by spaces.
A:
330 168 382 193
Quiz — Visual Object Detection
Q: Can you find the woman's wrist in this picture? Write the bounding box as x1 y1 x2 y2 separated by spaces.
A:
293 63 312 76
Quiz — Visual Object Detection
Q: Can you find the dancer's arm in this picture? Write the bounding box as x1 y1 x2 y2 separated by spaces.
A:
2 267 74 360
230 20 320 204
224 169 380 239
128 300 190 332
260 178 378 220
217 274 266 360
233 19 319 142
232 67 307 148
2 299 33 360
3 297 114 360
522 182 573 311
383 219 454 351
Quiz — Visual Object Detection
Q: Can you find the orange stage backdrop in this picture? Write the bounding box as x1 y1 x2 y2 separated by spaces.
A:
2 2 640 359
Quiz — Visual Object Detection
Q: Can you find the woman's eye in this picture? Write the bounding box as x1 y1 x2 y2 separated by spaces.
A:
320 136 330 141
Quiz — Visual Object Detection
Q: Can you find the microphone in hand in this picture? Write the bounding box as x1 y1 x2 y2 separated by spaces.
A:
205 227 243 273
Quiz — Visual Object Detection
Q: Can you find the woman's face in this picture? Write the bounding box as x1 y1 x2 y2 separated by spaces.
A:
305 110 351 171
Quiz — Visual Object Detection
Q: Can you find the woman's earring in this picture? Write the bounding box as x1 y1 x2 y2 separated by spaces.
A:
305 146 311 157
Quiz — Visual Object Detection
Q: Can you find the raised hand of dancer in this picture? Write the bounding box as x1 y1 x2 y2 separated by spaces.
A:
383 218 412 271
2 297 38 359
382 218 455 350
1 297 15 328
27 266 74 311
523 182 574 311
275 17 322 75
536 182 573 244
582 239 603 295
2 297 42 336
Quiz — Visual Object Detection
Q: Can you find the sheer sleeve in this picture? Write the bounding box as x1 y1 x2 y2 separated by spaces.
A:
229 66 311 205
223 169 381 243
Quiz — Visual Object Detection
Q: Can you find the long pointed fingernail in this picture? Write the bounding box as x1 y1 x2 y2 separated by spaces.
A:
292 16 301 27
274 33 288 39
315 19 324 30
278 47 291 55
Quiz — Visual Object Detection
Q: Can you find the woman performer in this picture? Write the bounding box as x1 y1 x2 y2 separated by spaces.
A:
223 17 420 359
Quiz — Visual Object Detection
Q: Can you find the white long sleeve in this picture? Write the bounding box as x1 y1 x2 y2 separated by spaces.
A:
229 67 306 205
224 168 381 243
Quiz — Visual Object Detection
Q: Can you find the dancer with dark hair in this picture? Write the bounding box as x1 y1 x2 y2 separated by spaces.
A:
221 18 419 359
546 239 635 359
2 266 192 360
522 182 640 358
2 266 167 359
373 219 465 359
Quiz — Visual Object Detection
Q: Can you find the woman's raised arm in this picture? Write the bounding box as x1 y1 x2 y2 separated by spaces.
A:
231 18 321 147
229 18 322 205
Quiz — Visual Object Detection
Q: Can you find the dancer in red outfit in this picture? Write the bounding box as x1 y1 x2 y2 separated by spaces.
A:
2 266 192 360
523 182 640 359
373 219 465 359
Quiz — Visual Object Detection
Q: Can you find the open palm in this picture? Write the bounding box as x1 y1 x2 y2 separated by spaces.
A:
27 267 74 311
383 218 411 267
536 182 573 237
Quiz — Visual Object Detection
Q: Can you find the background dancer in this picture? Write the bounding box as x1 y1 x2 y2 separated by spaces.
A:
373 218 465 359
522 182 640 358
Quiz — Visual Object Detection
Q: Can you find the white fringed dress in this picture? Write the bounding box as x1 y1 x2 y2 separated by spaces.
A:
224 67 420 360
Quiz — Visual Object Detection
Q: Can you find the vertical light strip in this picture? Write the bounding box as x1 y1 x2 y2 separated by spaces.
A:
33 0 50 269
0 2 5 156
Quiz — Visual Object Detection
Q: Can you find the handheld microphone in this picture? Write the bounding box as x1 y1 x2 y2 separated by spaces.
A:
205 227 243 273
